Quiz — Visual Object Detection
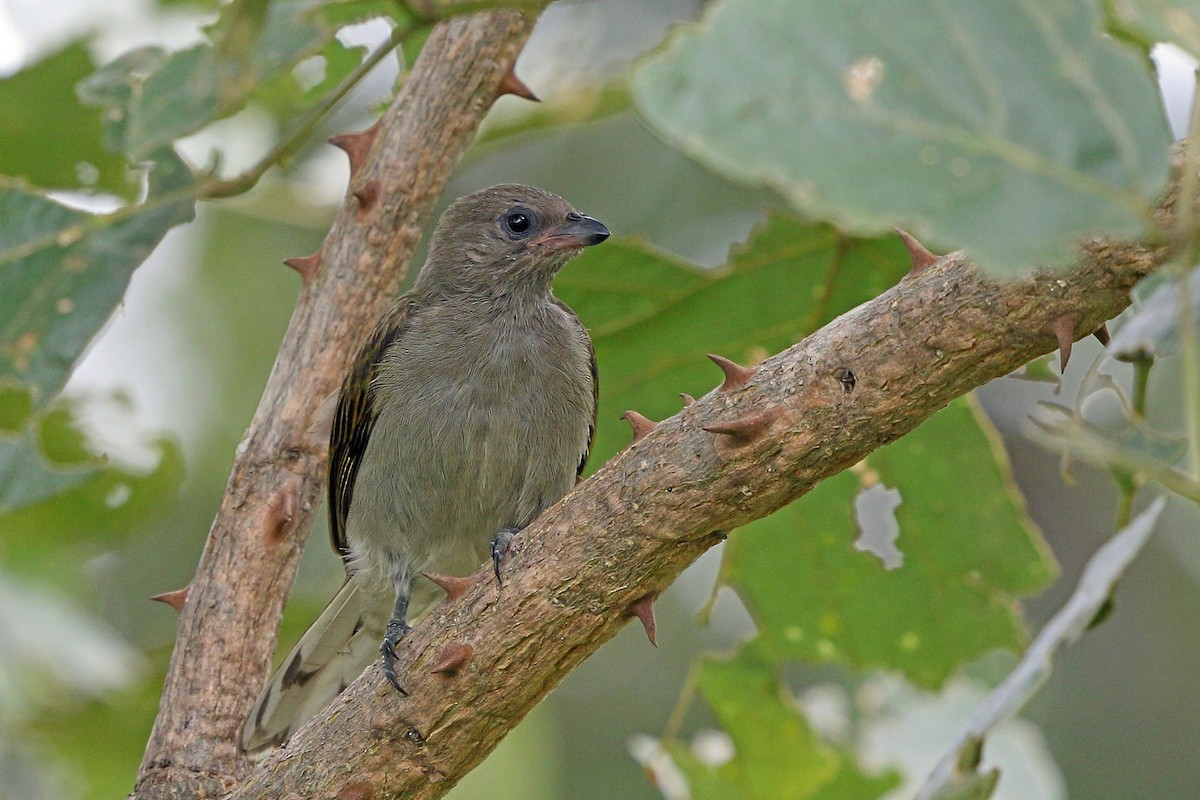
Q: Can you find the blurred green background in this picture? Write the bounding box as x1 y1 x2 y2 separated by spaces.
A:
1 1 1198 798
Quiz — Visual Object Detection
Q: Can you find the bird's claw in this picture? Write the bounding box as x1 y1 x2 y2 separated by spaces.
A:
380 619 411 694
491 527 520 586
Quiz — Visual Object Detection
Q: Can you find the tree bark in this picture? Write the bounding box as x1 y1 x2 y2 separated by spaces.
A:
226 236 1162 799
132 8 543 799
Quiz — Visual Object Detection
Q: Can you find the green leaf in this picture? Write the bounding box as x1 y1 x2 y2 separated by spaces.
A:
724 397 1056 688
1104 0 1200 58
674 652 840 799
0 384 34 434
1108 264 1200 360
1028 401 1196 500
0 390 185 533
79 0 336 159
632 0 1171 274
557 213 910 468
0 43 129 194
0 398 97 513
0 151 195 410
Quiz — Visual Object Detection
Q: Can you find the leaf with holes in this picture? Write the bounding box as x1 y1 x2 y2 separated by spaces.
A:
633 0 1171 273
722 397 1055 688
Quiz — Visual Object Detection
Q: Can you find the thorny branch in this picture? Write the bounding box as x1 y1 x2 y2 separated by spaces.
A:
134 4 1189 796
228 232 1163 798
132 6 545 799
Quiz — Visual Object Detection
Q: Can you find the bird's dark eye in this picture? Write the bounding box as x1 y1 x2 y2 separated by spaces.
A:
501 206 537 238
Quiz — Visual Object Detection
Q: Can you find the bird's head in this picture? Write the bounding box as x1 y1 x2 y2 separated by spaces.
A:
416 184 610 297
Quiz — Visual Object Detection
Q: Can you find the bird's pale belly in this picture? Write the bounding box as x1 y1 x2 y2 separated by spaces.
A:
344 370 585 590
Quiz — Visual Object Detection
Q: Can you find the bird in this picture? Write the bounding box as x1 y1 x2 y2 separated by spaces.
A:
242 184 609 753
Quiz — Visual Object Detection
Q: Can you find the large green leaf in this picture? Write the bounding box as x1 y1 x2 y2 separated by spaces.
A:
632 0 1171 274
0 151 195 409
0 43 129 194
724 397 1056 688
557 212 910 468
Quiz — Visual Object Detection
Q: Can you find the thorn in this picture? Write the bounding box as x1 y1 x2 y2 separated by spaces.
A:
150 585 189 613
707 353 756 392
703 408 776 444
622 410 656 443
895 228 939 275
626 595 658 647
1049 314 1076 373
351 179 381 213
328 118 382 177
267 486 300 545
422 571 473 604
1092 322 1111 346
284 249 322 284
340 781 376 800
496 68 539 102
680 393 695 406
429 643 474 676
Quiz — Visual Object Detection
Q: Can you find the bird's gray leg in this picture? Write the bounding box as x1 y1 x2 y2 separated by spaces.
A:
491 526 523 586
380 571 413 693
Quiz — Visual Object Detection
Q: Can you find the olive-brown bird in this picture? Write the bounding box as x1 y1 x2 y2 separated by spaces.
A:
243 185 609 752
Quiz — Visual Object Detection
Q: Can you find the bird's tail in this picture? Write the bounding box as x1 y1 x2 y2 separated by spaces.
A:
241 579 379 755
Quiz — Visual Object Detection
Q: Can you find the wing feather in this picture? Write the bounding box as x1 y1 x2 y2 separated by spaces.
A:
551 295 597 480
328 298 419 562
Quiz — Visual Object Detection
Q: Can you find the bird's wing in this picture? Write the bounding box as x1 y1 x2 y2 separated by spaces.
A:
328 297 418 562
552 295 597 479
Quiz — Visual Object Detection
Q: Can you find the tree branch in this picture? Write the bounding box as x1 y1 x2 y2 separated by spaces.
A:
227 231 1163 798
132 8 543 799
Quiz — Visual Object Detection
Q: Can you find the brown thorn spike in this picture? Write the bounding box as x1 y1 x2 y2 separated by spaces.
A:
267 487 300 545
151 585 189 613
703 408 776 444
1093 322 1111 346
422 571 473 604
352 179 381 213
429 643 474 676
1049 314 1077 373
340 781 376 800
283 249 321 284
626 595 658 647
622 410 656 443
895 228 939 275
328 118 381 177
496 68 539 103
680 393 695 406
707 353 755 392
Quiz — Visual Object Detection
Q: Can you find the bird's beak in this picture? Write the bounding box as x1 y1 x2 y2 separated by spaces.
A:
539 215 610 251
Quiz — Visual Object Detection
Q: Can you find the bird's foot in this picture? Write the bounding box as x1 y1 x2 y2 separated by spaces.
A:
491 526 521 586
380 618 412 693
